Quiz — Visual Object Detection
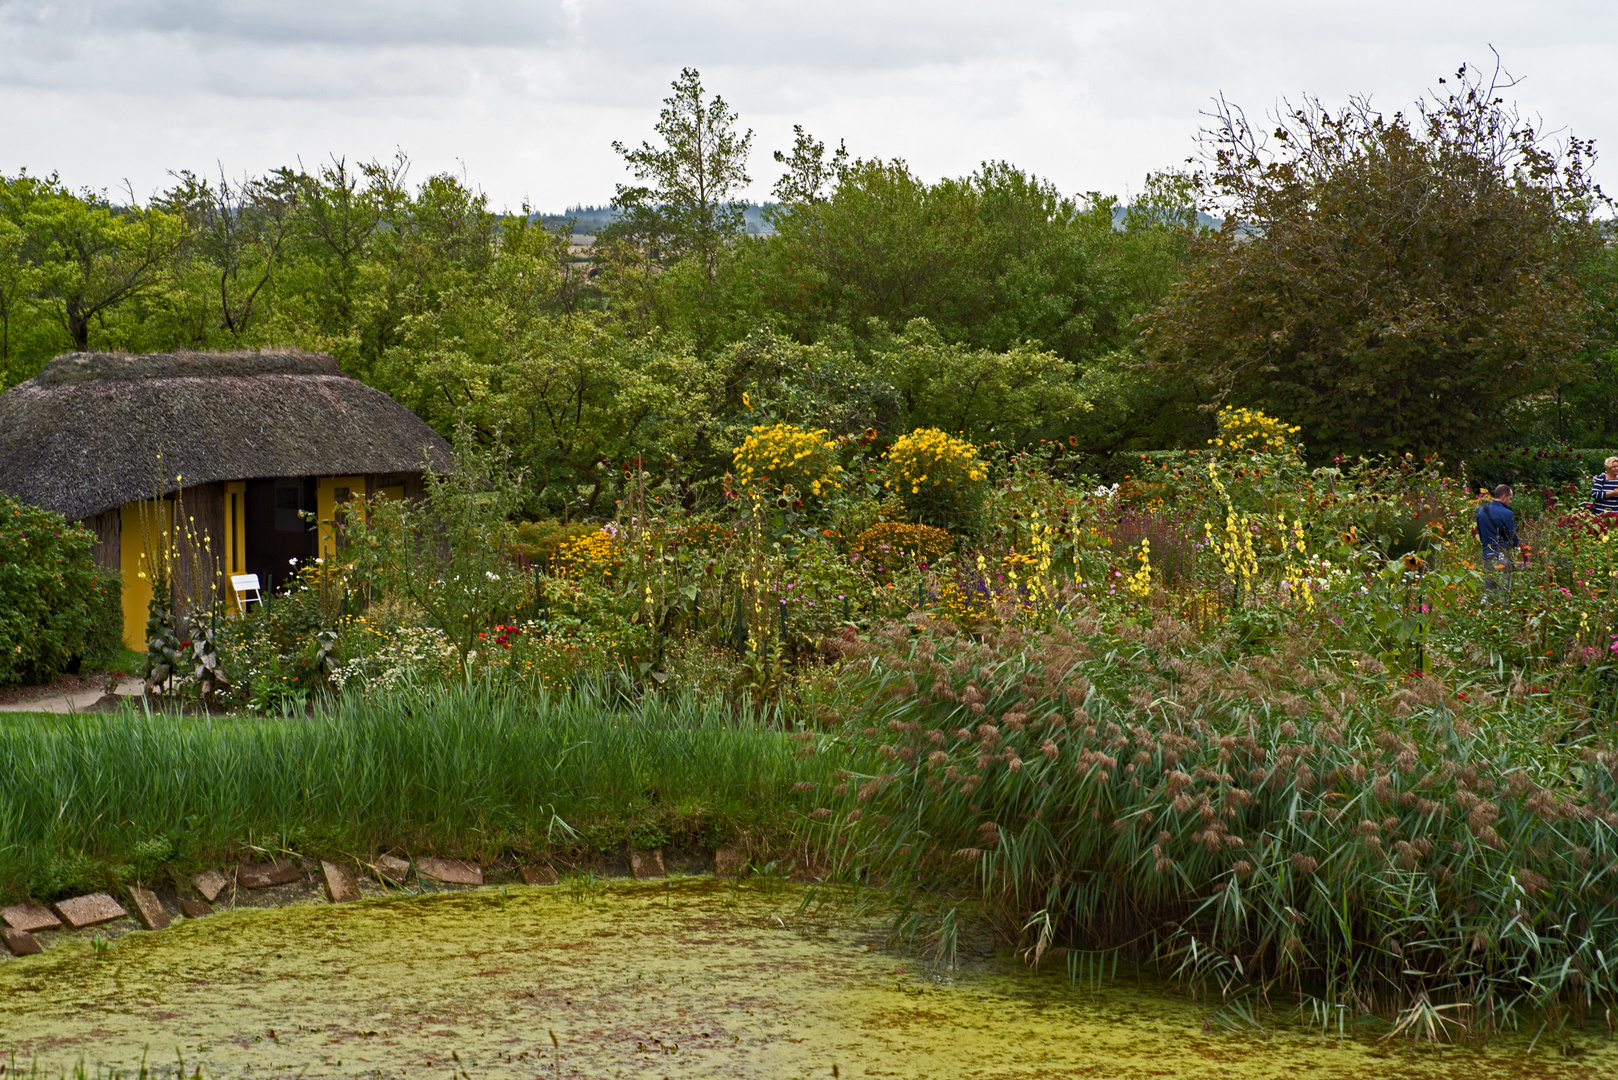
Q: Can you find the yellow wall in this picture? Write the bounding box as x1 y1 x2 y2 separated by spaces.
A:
119 500 173 651
316 475 365 561
120 475 396 645
224 481 246 577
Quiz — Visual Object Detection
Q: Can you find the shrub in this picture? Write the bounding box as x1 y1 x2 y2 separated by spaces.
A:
344 422 528 679
513 519 600 566
1210 405 1302 458
884 427 987 529
82 568 124 669
0 493 100 686
850 522 953 578
732 423 843 501
1470 443 1589 493
552 528 620 580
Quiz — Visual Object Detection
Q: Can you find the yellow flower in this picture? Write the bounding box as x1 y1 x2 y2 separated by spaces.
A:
732 423 841 497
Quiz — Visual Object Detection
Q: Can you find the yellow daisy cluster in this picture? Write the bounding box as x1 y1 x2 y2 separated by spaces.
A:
884 428 986 496
732 423 843 498
1208 406 1301 458
552 529 619 580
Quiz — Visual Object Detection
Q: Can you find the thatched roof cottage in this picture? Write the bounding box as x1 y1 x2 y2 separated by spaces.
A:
0 351 452 648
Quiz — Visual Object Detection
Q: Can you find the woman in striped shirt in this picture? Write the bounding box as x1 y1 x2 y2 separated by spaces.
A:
1591 456 1618 513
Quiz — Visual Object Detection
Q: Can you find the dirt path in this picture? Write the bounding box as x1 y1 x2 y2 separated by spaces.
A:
0 675 142 713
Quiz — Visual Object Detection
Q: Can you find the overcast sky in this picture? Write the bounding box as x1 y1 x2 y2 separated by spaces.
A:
2 1 1616 212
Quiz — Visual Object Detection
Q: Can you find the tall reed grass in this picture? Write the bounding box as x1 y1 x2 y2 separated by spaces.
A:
0 682 836 902
806 615 1618 1036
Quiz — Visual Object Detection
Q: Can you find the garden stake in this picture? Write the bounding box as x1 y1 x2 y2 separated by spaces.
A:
734 597 746 656
843 596 850 623
778 600 786 648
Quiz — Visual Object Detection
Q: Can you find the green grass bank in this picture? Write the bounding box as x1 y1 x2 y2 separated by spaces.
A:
0 684 846 902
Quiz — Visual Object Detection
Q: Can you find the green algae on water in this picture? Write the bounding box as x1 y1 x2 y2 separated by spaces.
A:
1 878 1615 1079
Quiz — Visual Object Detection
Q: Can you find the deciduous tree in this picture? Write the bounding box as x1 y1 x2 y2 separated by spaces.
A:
606 68 754 281
1139 61 1609 458
0 173 182 354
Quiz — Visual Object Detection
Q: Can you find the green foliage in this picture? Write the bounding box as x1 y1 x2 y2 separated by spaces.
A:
605 67 753 281
1469 443 1593 493
433 318 710 517
344 422 528 677
874 318 1090 444
763 158 1194 364
81 569 124 670
0 492 101 686
1141 66 1609 459
0 682 832 902
0 171 184 367
715 326 903 442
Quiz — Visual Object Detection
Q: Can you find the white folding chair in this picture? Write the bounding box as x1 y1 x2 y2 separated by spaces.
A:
231 574 263 614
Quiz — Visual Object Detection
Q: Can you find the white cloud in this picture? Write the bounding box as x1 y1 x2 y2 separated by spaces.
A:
0 0 1615 211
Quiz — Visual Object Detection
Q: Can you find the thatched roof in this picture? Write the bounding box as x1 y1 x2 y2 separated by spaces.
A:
0 351 454 521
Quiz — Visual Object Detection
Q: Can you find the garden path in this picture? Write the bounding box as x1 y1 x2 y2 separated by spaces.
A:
0 676 141 713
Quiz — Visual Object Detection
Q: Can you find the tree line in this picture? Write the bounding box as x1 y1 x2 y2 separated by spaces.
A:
2 61 1613 515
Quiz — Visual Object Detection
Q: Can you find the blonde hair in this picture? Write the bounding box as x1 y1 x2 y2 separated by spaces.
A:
1605 456 1618 470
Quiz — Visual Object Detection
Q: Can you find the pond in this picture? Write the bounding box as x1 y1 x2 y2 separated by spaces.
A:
1 877 1613 1078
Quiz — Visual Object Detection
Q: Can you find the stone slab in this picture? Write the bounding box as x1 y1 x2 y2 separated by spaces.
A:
178 898 212 919
126 886 170 931
714 845 747 878
629 848 666 879
372 855 411 884
519 865 559 886
192 869 229 903
416 857 482 886
52 893 126 928
2 903 61 932
321 861 360 903
237 860 302 889
2 927 42 956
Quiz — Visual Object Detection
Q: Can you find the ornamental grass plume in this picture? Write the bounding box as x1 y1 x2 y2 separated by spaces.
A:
805 613 1618 1036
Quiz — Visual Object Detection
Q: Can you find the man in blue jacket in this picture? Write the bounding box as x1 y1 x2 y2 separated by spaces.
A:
1477 484 1519 596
